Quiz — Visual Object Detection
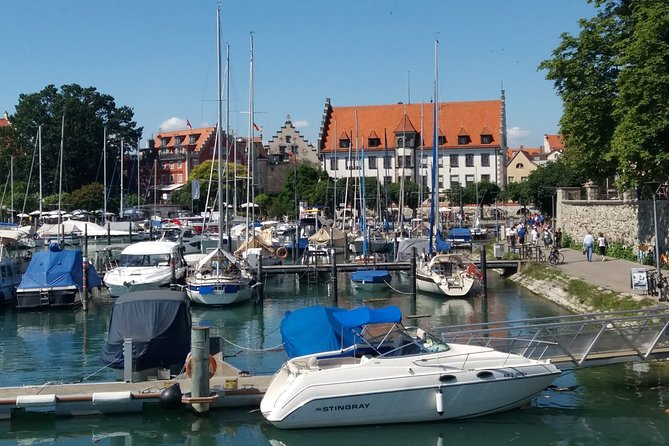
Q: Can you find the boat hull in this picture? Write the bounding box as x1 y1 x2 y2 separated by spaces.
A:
186 280 253 306
103 267 185 298
262 360 559 429
15 287 81 309
416 272 475 297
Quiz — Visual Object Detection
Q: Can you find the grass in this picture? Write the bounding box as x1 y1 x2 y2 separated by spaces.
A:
521 262 655 312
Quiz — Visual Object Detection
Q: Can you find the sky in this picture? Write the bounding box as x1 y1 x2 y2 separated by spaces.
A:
2 0 597 150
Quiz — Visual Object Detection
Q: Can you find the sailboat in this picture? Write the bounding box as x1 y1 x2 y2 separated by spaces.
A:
351 124 391 290
185 6 254 306
415 40 480 298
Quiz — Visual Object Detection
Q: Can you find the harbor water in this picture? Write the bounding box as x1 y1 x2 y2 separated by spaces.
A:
1 272 669 445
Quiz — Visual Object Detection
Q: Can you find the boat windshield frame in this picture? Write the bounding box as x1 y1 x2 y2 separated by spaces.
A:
343 323 451 358
119 253 171 267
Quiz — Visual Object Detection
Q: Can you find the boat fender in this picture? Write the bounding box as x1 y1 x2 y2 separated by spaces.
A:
159 383 182 410
276 247 288 259
435 388 444 416
185 353 217 379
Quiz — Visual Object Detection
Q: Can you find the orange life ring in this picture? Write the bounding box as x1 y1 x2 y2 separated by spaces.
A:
185 353 217 379
276 246 288 259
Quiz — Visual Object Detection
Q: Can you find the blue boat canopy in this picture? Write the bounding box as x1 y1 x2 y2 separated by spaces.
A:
280 305 402 359
351 270 392 283
18 247 101 290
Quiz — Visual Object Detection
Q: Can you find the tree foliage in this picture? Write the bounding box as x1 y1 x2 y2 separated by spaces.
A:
524 161 586 215
539 0 669 190
8 84 142 197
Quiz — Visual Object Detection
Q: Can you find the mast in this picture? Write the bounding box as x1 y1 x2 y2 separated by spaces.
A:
137 137 141 215
245 32 254 241
38 125 43 222
120 139 124 219
216 5 224 250
224 42 231 230
429 39 439 254
10 155 13 223
58 114 65 245
103 127 107 225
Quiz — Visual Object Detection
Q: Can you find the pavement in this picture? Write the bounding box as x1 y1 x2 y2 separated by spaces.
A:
550 246 652 296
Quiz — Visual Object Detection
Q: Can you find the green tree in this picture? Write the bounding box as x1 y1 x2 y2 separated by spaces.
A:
539 0 669 190
9 84 142 197
524 161 585 216
69 182 104 210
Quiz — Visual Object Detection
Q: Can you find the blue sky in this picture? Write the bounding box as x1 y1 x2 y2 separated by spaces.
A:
3 0 596 150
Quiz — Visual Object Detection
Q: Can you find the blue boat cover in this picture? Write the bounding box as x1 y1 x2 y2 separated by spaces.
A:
447 227 472 242
18 246 101 290
280 305 402 358
351 270 392 283
436 231 452 253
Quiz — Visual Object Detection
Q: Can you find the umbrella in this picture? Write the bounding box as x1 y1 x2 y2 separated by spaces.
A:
240 202 259 208
16 213 30 218
29 210 42 216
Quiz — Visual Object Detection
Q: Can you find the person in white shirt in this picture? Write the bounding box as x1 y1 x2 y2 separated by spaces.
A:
583 231 595 262
597 232 608 261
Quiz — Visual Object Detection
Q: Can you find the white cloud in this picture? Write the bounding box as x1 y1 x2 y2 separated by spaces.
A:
293 120 308 129
507 126 531 147
160 117 188 132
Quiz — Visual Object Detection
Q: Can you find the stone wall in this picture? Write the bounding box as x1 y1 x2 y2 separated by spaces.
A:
556 189 669 252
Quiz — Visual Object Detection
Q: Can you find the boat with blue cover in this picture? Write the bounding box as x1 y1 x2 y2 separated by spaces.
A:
16 243 101 309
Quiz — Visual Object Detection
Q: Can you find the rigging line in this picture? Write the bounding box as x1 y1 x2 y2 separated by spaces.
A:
20 132 39 219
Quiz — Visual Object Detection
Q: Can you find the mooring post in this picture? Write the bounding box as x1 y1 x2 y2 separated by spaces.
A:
128 219 133 243
480 243 488 298
257 254 264 304
331 249 338 302
107 221 111 246
411 247 417 301
191 326 211 414
123 338 133 383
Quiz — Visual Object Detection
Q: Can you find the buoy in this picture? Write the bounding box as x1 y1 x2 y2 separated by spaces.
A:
276 246 288 259
435 388 444 415
185 353 217 379
159 383 182 410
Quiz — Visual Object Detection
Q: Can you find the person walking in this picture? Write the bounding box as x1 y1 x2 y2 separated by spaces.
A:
583 231 595 262
597 232 608 261
555 228 563 248
543 227 552 248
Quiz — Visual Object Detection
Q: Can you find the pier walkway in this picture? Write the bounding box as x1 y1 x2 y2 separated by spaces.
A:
434 307 669 371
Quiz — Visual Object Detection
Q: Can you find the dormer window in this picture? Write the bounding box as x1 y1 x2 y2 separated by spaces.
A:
481 135 493 144
396 136 404 148
438 135 446 145
175 136 184 145
339 138 350 149
458 135 470 145
189 135 197 144
160 137 169 147
368 137 380 147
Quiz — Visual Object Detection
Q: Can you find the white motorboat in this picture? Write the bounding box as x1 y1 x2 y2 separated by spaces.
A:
416 253 481 297
260 305 561 429
103 241 186 297
157 224 214 254
185 247 255 306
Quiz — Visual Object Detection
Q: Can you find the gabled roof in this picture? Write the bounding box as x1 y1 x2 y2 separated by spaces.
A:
507 147 542 159
544 134 564 151
394 114 417 133
320 100 501 152
480 126 492 135
154 126 215 153
368 130 380 139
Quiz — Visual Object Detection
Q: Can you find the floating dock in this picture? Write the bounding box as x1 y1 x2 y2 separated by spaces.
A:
0 359 271 420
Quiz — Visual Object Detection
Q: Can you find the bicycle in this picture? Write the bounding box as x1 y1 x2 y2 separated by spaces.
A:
547 246 565 265
657 273 668 302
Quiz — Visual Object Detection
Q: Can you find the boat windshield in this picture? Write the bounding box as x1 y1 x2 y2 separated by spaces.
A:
355 324 450 357
119 253 170 267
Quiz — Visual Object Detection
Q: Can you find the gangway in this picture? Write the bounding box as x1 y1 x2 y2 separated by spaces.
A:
433 307 669 371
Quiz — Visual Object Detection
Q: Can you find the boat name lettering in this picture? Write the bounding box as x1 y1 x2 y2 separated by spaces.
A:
503 371 526 378
315 403 370 412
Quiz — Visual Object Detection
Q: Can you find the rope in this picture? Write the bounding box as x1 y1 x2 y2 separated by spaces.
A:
220 336 285 352
72 361 117 383
385 281 414 295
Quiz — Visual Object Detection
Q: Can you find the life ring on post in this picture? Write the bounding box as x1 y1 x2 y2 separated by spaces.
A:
185 353 217 379
276 246 289 260
466 263 484 280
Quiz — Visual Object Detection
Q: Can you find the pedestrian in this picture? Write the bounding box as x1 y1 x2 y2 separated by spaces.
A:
555 228 563 248
583 231 595 262
531 226 539 246
597 232 608 261
543 227 552 248
517 224 526 246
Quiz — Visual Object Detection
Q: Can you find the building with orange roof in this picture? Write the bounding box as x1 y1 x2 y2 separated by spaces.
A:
317 92 508 196
507 149 541 183
0 111 10 127
544 134 564 153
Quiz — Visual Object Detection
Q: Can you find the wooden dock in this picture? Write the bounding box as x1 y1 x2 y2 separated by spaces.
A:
0 358 271 419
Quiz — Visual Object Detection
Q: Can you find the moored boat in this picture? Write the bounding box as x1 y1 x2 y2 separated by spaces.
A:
260 305 561 429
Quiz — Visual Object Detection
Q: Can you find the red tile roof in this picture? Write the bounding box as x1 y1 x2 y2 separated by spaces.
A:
507 147 542 159
321 100 501 153
154 126 215 153
0 118 9 128
544 134 564 151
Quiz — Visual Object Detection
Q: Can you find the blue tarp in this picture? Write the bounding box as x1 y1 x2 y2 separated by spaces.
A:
351 270 392 284
280 305 402 359
18 247 101 290
436 231 452 253
447 227 472 242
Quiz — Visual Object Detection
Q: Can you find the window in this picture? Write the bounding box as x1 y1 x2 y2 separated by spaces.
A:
450 175 459 186
177 174 183 183
516 162 524 169
192 159 199 167
369 156 377 169
384 176 392 186
170 162 175 169
438 180 444 189
368 137 381 147
170 174 175 183
404 156 411 168
458 135 470 145
160 137 168 147
285 135 291 143
438 156 443 167
397 156 403 168
279 145 286 153
465 154 474 167
438 135 446 145
481 174 490 182
481 153 490 167
481 135 493 144
421 155 429 168
384 156 392 169
339 138 350 149
177 161 182 168
330 158 337 170
508 176 515 182
450 154 459 167
161 174 167 184
521 176 528 182
465 174 475 185
189 135 197 144
175 136 184 145
396 137 404 148
346 157 358 170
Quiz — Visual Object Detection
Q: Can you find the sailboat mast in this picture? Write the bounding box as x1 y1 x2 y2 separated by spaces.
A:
10 155 13 223
216 5 224 251
38 125 43 223
225 43 231 229
245 32 254 240
429 39 439 254
58 114 65 245
137 137 141 214
103 127 107 225
120 140 124 219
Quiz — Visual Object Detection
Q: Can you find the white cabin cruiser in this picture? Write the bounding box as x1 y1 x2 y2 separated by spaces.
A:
103 241 186 297
261 305 560 429
416 253 481 298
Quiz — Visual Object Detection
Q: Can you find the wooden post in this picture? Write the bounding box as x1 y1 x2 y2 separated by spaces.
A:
256 253 264 304
411 247 417 302
190 326 211 414
480 243 488 299
107 222 111 245
331 249 338 303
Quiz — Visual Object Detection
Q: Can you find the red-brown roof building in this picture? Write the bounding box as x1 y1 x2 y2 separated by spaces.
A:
317 94 508 194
